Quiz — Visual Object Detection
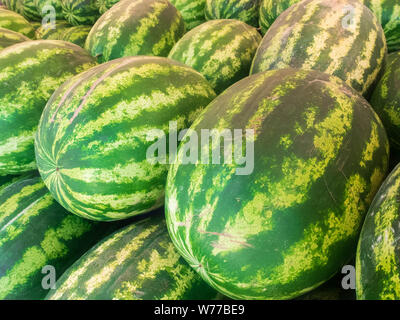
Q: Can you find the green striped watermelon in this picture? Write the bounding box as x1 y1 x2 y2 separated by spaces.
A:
35 0 65 19
34 56 216 222
356 162 400 300
169 19 261 94
59 25 91 47
365 0 400 52
46 215 221 300
35 20 71 39
370 52 400 150
17 0 42 21
61 0 100 25
0 8 35 38
0 27 29 49
165 68 389 300
170 0 206 30
205 0 260 28
0 40 96 176
0 174 126 300
251 0 387 98
85 0 185 63
259 0 400 52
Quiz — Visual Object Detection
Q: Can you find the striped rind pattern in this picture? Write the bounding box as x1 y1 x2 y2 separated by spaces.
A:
251 0 387 97
169 19 262 94
35 21 72 40
259 0 298 34
205 0 260 28
61 0 100 26
85 0 185 63
34 0 65 19
59 25 92 47
34 56 216 221
46 215 219 300
356 163 400 300
165 68 389 299
170 0 206 30
0 27 29 50
370 51 400 150
17 0 42 21
0 175 123 300
0 8 35 38
259 0 400 52
0 40 97 175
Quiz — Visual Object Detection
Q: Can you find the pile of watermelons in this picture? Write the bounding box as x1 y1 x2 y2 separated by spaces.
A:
0 0 399 301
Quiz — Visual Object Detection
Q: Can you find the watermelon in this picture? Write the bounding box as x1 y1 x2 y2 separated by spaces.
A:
34 56 216 222
205 0 260 28
170 0 206 30
259 0 400 52
61 0 100 25
165 68 389 300
35 20 71 39
85 0 185 63
356 162 400 300
59 25 91 47
35 0 65 19
17 0 42 21
46 215 221 300
0 27 29 49
96 0 118 14
251 0 387 98
0 40 97 176
0 174 127 300
370 51 400 150
169 19 261 94
0 8 35 38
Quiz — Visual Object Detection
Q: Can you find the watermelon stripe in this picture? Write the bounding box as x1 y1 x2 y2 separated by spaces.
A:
61 0 100 26
170 0 206 30
35 56 216 221
17 0 42 21
165 68 389 299
85 0 185 63
251 0 387 97
205 0 260 27
46 216 220 300
370 51 400 150
259 0 298 33
0 175 125 299
0 40 96 175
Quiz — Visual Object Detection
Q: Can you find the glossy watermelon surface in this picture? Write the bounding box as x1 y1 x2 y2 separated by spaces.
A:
35 56 216 221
